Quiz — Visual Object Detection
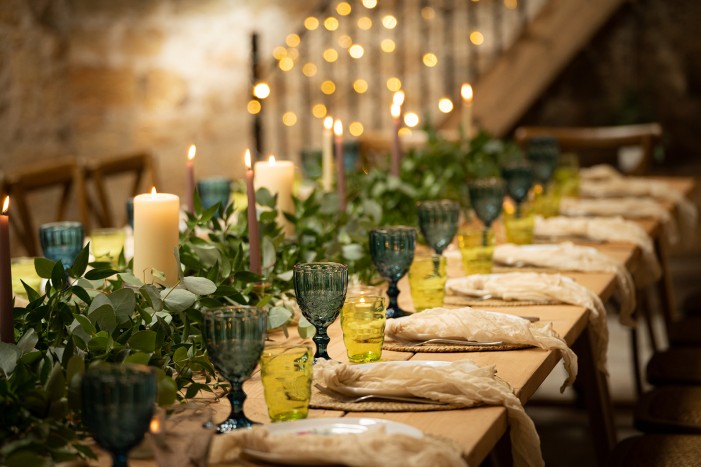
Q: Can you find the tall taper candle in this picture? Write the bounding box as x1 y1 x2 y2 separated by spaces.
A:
334 119 346 212
245 149 262 275
322 116 334 192
0 197 13 343
133 188 180 286
186 144 196 213
461 83 473 140
390 103 402 177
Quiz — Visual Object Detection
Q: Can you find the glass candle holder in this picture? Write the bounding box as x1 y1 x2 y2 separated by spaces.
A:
408 254 448 312
341 295 386 363
260 344 314 422
91 228 126 265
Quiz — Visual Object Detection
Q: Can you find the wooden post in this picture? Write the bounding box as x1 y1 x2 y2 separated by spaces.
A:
250 33 263 159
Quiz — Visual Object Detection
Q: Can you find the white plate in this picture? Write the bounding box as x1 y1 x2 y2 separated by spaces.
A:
242 417 423 465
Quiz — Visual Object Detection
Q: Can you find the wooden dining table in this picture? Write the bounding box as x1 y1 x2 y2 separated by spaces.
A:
86 176 695 467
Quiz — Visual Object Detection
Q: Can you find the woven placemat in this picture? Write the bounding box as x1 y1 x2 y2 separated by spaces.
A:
382 340 530 353
309 388 461 412
443 295 555 307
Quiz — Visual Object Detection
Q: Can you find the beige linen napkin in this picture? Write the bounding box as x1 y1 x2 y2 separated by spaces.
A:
445 273 608 375
209 423 466 467
315 359 544 467
534 215 661 287
559 197 679 245
385 307 577 391
494 242 635 326
579 164 621 181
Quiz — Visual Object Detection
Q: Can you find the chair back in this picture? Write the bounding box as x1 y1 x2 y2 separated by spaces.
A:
2 158 88 257
514 123 663 175
83 151 159 228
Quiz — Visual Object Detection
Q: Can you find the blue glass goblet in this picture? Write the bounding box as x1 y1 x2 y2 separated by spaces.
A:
81 364 157 467
467 178 506 246
417 200 460 255
501 163 534 218
369 227 416 319
526 136 559 190
39 221 84 268
293 262 348 362
202 306 267 432
197 177 232 214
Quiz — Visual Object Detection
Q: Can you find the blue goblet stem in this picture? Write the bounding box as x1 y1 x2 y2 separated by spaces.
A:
111 452 128 467
515 202 523 219
312 326 331 362
218 381 256 433
386 280 410 319
482 228 490 247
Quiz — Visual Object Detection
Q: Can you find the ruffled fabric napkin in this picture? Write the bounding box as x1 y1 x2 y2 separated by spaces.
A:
534 215 661 287
445 272 608 375
559 197 679 245
579 164 621 181
494 242 635 326
314 359 544 467
385 307 577 391
209 423 467 467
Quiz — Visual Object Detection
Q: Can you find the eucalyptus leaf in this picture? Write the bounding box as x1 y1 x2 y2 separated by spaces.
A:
128 330 157 353
262 236 276 270
85 268 118 280
277 270 293 281
74 315 96 335
0 342 19 375
160 288 197 313
45 363 66 402
16 328 38 355
342 244 364 261
88 294 113 315
88 305 117 333
118 273 143 287
125 352 151 365
297 316 315 339
68 245 90 278
140 284 163 312
183 276 217 296
51 261 66 290
267 306 292 330
108 288 136 323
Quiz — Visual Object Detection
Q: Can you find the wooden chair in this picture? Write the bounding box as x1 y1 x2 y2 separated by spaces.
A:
514 123 663 175
82 151 159 228
2 158 89 257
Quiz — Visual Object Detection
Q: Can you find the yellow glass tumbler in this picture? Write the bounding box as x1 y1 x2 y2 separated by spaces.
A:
260 344 314 422
408 254 447 312
458 228 495 275
91 228 126 264
341 295 386 363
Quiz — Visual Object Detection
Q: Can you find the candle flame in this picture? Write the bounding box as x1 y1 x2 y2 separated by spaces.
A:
244 149 252 169
333 119 343 136
150 416 161 434
151 187 158 199
324 116 334 130
359 296 365 303
393 90 405 107
391 103 401 119
268 155 277 165
461 83 473 103
187 144 196 161
1 196 8 215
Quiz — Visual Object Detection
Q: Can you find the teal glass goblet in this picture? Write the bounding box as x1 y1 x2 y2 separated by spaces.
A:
197 177 232 214
81 364 157 467
293 262 348 362
501 163 533 218
202 306 267 432
526 136 559 190
369 227 416 319
39 221 84 268
417 200 460 255
467 178 506 246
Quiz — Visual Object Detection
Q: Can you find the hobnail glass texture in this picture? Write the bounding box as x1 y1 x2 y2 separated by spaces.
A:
501 163 534 218
526 136 560 186
197 178 232 213
417 200 460 255
369 226 416 319
467 178 506 229
39 221 85 268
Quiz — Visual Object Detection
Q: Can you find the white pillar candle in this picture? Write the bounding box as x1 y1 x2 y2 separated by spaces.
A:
133 188 180 286
254 155 295 237
321 116 334 192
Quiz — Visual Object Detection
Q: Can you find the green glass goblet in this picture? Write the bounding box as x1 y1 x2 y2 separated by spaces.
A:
417 200 460 255
197 177 232 215
39 221 84 269
293 262 349 362
501 163 534 218
526 136 559 190
369 226 416 319
467 178 506 247
81 364 157 467
202 306 267 432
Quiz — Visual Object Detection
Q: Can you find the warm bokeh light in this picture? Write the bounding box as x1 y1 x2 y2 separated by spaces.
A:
438 97 454 113
287 48 299 60
382 15 397 29
337 2 351 16
391 103 401 119
247 99 262 114
321 80 336 94
349 44 364 58
187 144 196 161
393 90 405 107
252 82 271 99
386 77 402 92
362 0 377 8
504 0 518 9
470 31 485 45
334 119 343 136
282 112 297 126
324 116 333 129
302 62 317 77
422 53 438 67
304 16 319 30
324 16 339 31
2 196 9 215
404 112 419 128
353 79 368 93
323 48 339 62
338 34 353 48
358 16 372 30
273 46 287 60
279 57 294 71
398 127 412 137
380 39 396 53
421 6 436 20
461 83 474 103
313 104 328 119
286 34 300 48
349 121 364 136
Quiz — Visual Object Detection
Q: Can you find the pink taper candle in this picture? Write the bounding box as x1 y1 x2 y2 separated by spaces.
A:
0 197 13 343
460 83 474 140
186 144 196 213
390 103 402 177
245 150 262 275
334 120 346 212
